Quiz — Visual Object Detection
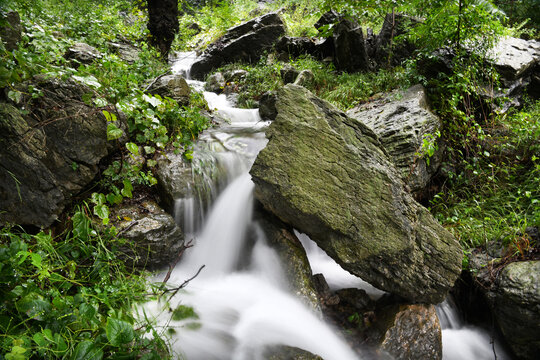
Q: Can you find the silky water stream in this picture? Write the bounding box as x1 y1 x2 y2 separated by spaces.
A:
141 53 511 360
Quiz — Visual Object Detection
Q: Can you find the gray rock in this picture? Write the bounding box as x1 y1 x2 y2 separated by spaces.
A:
293 70 314 87
113 199 184 269
147 74 191 103
0 77 120 227
223 69 248 83
378 304 442 360
347 85 444 194
314 10 342 32
205 72 226 93
190 12 285 80
250 84 462 303
491 37 540 80
0 11 22 51
108 42 140 63
155 151 194 213
264 346 322 360
333 19 370 73
65 42 102 64
275 36 317 58
488 261 540 360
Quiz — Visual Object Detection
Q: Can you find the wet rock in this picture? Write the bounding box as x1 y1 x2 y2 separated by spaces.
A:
259 91 277 120
108 42 140 63
276 36 317 58
255 208 322 313
190 12 285 80
155 151 194 213
293 70 314 87
250 84 462 303
376 304 442 360
374 13 419 68
224 69 248 83
65 42 102 64
347 84 444 195
487 261 540 359
0 11 22 51
333 19 370 73
205 72 226 93
264 346 323 360
0 77 121 227
147 74 191 103
113 199 184 269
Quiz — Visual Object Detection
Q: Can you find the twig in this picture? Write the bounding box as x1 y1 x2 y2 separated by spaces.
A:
162 239 194 284
144 69 172 92
117 220 139 236
163 265 205 301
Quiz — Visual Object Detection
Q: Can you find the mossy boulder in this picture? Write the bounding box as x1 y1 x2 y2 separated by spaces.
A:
250 84 461 303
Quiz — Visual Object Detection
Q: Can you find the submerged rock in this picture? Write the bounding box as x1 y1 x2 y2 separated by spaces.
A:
250 84 461 303
0 77 121 227
190 12 285 80
347 84 443 195
113 199 184 270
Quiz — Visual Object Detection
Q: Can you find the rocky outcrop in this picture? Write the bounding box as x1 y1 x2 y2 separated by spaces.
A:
333 19 370 73
491 37 540 81
0 11 22 51
155 151 194 212
250 84 462 303
147 74 191 104
64 42 102 64
205 72 226 93
0 76 121 227
113 199 184 269
347 84 443 195
190 12 285 80
108 42 140 63
259 91 277 121
377 304 442 360
275 36 317 59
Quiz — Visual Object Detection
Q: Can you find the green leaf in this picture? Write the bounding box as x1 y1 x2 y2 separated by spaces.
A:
142 93 161 107
16 293 51 318
73 75 101 89
106 193 123 205
121 179 133 198
5 345 27 360
107 123 123 140
71 341 103 360
126 142 139 156
93 204 110 223
30 253 42 269
91 193 106 206
106 318 135 346
8 90 22 103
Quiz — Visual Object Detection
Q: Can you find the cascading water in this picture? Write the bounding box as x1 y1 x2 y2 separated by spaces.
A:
141 54 360 360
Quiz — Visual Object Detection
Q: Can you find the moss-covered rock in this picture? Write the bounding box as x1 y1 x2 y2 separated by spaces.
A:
250 84 461 303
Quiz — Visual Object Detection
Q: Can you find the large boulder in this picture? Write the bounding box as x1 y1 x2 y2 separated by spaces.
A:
0 11 22 51
190 12 285 80
333 19 370 73
250 84 461 303
347 84 443 195
275 36 317 59
0 76 121 227
112 199 184 270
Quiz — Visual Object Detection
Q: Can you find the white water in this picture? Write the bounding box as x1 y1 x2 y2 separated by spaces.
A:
142 54 360 359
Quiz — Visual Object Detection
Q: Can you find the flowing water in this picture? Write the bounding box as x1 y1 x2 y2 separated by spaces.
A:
143 53 512 360
141 55 359 360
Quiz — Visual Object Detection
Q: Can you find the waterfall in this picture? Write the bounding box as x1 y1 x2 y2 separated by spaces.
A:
141 54 360 360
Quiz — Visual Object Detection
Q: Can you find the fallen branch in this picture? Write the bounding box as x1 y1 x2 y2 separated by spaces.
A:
164 265 205 301
162 239 194 284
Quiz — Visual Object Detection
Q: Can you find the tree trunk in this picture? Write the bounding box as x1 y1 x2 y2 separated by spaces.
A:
147 0 179 57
